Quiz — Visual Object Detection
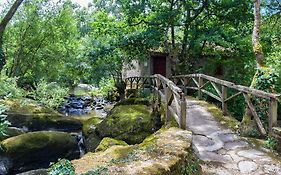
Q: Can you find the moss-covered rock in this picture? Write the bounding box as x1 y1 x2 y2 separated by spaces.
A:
0 99 82 132
81 117 103 152
0 127 26 141
95 137 128 152
96 104 160 144
82 117 103 136
72 127 200 175
0 131 79 174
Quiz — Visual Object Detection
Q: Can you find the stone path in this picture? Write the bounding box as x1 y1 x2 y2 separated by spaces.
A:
186 99 281 175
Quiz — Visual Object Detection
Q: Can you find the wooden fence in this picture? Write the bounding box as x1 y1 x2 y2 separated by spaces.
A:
172 74 280 135
125 74 280 135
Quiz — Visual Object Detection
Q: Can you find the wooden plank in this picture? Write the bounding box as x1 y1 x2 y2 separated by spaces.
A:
221 86 228 115
173 74 279 99
182 78 188 95
211 81 222 98
192 78 199 87
201 89 222 102
201 80 210 89
225 92 242 102
198 77 203 99
130 79 133 89
186 86 199 91
166 87 174 105
168 106 180 125
156 78 161 90
268 98 278 133
180 98 187 129
243 93 267 135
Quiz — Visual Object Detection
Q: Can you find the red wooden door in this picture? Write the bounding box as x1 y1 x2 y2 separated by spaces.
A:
152 56 166 76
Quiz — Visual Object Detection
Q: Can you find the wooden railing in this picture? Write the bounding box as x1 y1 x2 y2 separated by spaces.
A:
172 74 280 135
125 74 280 135
125 74 187 129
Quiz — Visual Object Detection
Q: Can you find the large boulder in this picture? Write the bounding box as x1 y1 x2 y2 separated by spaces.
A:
0 131 79 174
72 127 199 175
96 104 161 144
1 99 82 132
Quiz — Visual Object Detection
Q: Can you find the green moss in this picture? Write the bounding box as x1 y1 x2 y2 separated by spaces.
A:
82 117 103 136
72 127 196 175
1 131 75 155
95 137 128 152
115 98 151 106
0 99 57 114
1 99 82 131
96 104 158 144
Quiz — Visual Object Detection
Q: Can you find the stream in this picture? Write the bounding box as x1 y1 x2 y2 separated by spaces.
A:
0 94 112 175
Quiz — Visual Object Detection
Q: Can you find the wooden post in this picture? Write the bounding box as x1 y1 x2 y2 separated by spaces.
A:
268 98 278 133
165 87 172 122
198 77 203 99
180 95 187 129
183 78 188 95
221 86 228 115
243 93 267 135
130 79 133 89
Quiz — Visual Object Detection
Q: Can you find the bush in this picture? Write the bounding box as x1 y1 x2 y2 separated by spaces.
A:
48 159 75 175
0 75 23 99
0 104 10 137
31 80 69 109
90 78 116 97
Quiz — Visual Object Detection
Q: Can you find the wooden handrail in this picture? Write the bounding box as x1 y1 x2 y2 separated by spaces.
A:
172 73 280 135
173 74 280 100
125 73 279 135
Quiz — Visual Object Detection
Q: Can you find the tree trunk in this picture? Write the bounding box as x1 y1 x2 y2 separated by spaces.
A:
0 0 24 71
252 0 265 67
241 0 267 134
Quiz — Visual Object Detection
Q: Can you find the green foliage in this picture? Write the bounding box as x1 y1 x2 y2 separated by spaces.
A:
48 159 75 175
244 128 261 138
0 75 23 99
89 78 116 97
252 68 279 126
31 81 68 109
254 68 278 92
0 104 10 137
182 152 201 175
264 136 278 150
3 0 86 86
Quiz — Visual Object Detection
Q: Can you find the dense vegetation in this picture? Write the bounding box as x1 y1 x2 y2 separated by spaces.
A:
0 0 280 124
0 0 280 174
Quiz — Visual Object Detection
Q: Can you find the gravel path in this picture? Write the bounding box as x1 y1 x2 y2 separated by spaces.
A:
186 99 281 175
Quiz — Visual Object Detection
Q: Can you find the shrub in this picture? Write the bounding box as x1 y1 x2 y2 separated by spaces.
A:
48 159 75 175
31 80 69 109
90 78 116 97
264 136 278 150
0 104 10 137
0 75 23 99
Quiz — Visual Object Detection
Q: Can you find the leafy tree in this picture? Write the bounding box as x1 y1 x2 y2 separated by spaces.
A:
4 0 83 86
0 0 24 71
